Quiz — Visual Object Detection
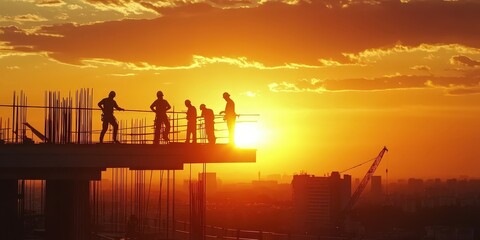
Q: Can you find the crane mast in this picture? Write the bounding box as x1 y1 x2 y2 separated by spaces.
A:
340 147 388 220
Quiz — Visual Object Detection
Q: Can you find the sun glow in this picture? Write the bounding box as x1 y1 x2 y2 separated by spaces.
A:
234 122 262 148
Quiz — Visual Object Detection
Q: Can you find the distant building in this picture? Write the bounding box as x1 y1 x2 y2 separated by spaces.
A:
291 172 351 235
252 180 278 188
353 178 360 190
370 175 382 203
408 178 424 195
281 174 293 184
198 172 218 192
265 174 281 182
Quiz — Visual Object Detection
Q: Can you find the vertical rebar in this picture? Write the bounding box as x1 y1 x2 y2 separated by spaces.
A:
173 169 176 238
166 170 170 239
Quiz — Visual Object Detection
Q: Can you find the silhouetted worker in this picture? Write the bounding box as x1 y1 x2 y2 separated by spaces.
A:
185 100 197 143
200 104 216 144
98 91 124 143
219 92 236 144
150 91 171 144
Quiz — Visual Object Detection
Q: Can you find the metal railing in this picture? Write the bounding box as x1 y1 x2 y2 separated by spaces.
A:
0 90 259 145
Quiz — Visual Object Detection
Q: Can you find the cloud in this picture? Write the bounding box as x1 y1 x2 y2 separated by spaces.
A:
6 66 21 70
81 0 160 15
0 14 48 23
269 75 480 95
410 65 431 71
345 44 480 64
67 4 83 10
269 79 326 93
82 0 282 16
450 55 480 67
140 2 219 16
1 1 480 66
447 87 480 95
0 50 41 59
80 55 318 70
9 0 35 2
0 41 13 50
36 0 66 7
242 91 257 97
107 73 137 77
424 79 480 95
187 56 319 69
55 13 69 21
318 58 355 67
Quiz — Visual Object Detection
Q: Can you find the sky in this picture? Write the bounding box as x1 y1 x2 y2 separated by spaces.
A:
1 0 480 182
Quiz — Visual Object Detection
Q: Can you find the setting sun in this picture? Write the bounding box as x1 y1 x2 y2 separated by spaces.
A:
234 122 262 148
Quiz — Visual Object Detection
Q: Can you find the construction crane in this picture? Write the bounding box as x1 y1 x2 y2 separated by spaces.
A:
337 146 388 229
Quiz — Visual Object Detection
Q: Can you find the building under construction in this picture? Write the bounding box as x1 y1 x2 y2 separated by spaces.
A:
0 90 257 240
292 147 388 236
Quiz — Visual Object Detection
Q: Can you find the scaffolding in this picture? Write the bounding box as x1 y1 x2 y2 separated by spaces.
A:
0 90 259 240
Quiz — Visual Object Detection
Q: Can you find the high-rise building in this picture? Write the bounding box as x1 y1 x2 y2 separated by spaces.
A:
291 172 351 235
370 175 382 203
198 172 218 191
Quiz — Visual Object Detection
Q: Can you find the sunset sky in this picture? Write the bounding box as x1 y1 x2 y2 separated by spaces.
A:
1 0 480 181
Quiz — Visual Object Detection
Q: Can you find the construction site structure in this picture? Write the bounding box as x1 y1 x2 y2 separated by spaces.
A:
0 90 257 240
291 147 388 236
342 147 388 214
337 146 389 233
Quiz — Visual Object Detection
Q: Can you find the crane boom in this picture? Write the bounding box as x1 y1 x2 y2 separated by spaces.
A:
342 147 388 215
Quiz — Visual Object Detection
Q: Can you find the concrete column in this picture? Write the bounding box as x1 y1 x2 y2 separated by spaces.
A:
0 180 20 240
46 180 90 240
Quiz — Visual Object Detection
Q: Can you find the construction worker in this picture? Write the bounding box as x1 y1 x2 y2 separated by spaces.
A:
219 92 236 144
200 104 216 144
98 91 124 143
185 99 197 143
150 91 171 144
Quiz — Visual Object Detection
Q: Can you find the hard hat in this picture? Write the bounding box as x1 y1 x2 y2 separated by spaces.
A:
157 91 164 97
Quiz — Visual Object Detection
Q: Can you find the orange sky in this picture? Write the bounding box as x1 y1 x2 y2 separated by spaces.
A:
1 0 480 182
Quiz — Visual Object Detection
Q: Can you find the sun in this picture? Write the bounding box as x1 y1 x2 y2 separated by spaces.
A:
234 122 262 148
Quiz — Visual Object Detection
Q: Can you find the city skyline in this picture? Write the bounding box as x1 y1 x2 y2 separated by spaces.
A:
2 0 480 180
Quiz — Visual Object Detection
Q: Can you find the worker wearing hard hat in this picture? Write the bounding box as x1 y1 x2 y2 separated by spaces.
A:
219 92 236 144
150 91 171 144
185 99 197 143
98 91 124 143
200 104 216 144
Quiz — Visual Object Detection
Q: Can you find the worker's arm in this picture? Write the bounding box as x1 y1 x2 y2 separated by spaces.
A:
98 99 104 110
114 101 125 111
150 101 156 112
166 101 172 111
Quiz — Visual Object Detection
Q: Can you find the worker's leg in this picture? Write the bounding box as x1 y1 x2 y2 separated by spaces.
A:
153 118 160 144
207 124 215 144
187 121 196 143
227 119 235 144
192 121 197 143
162 118 170 141
99 121 108 143
111 119 119 143
185 122 191 143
